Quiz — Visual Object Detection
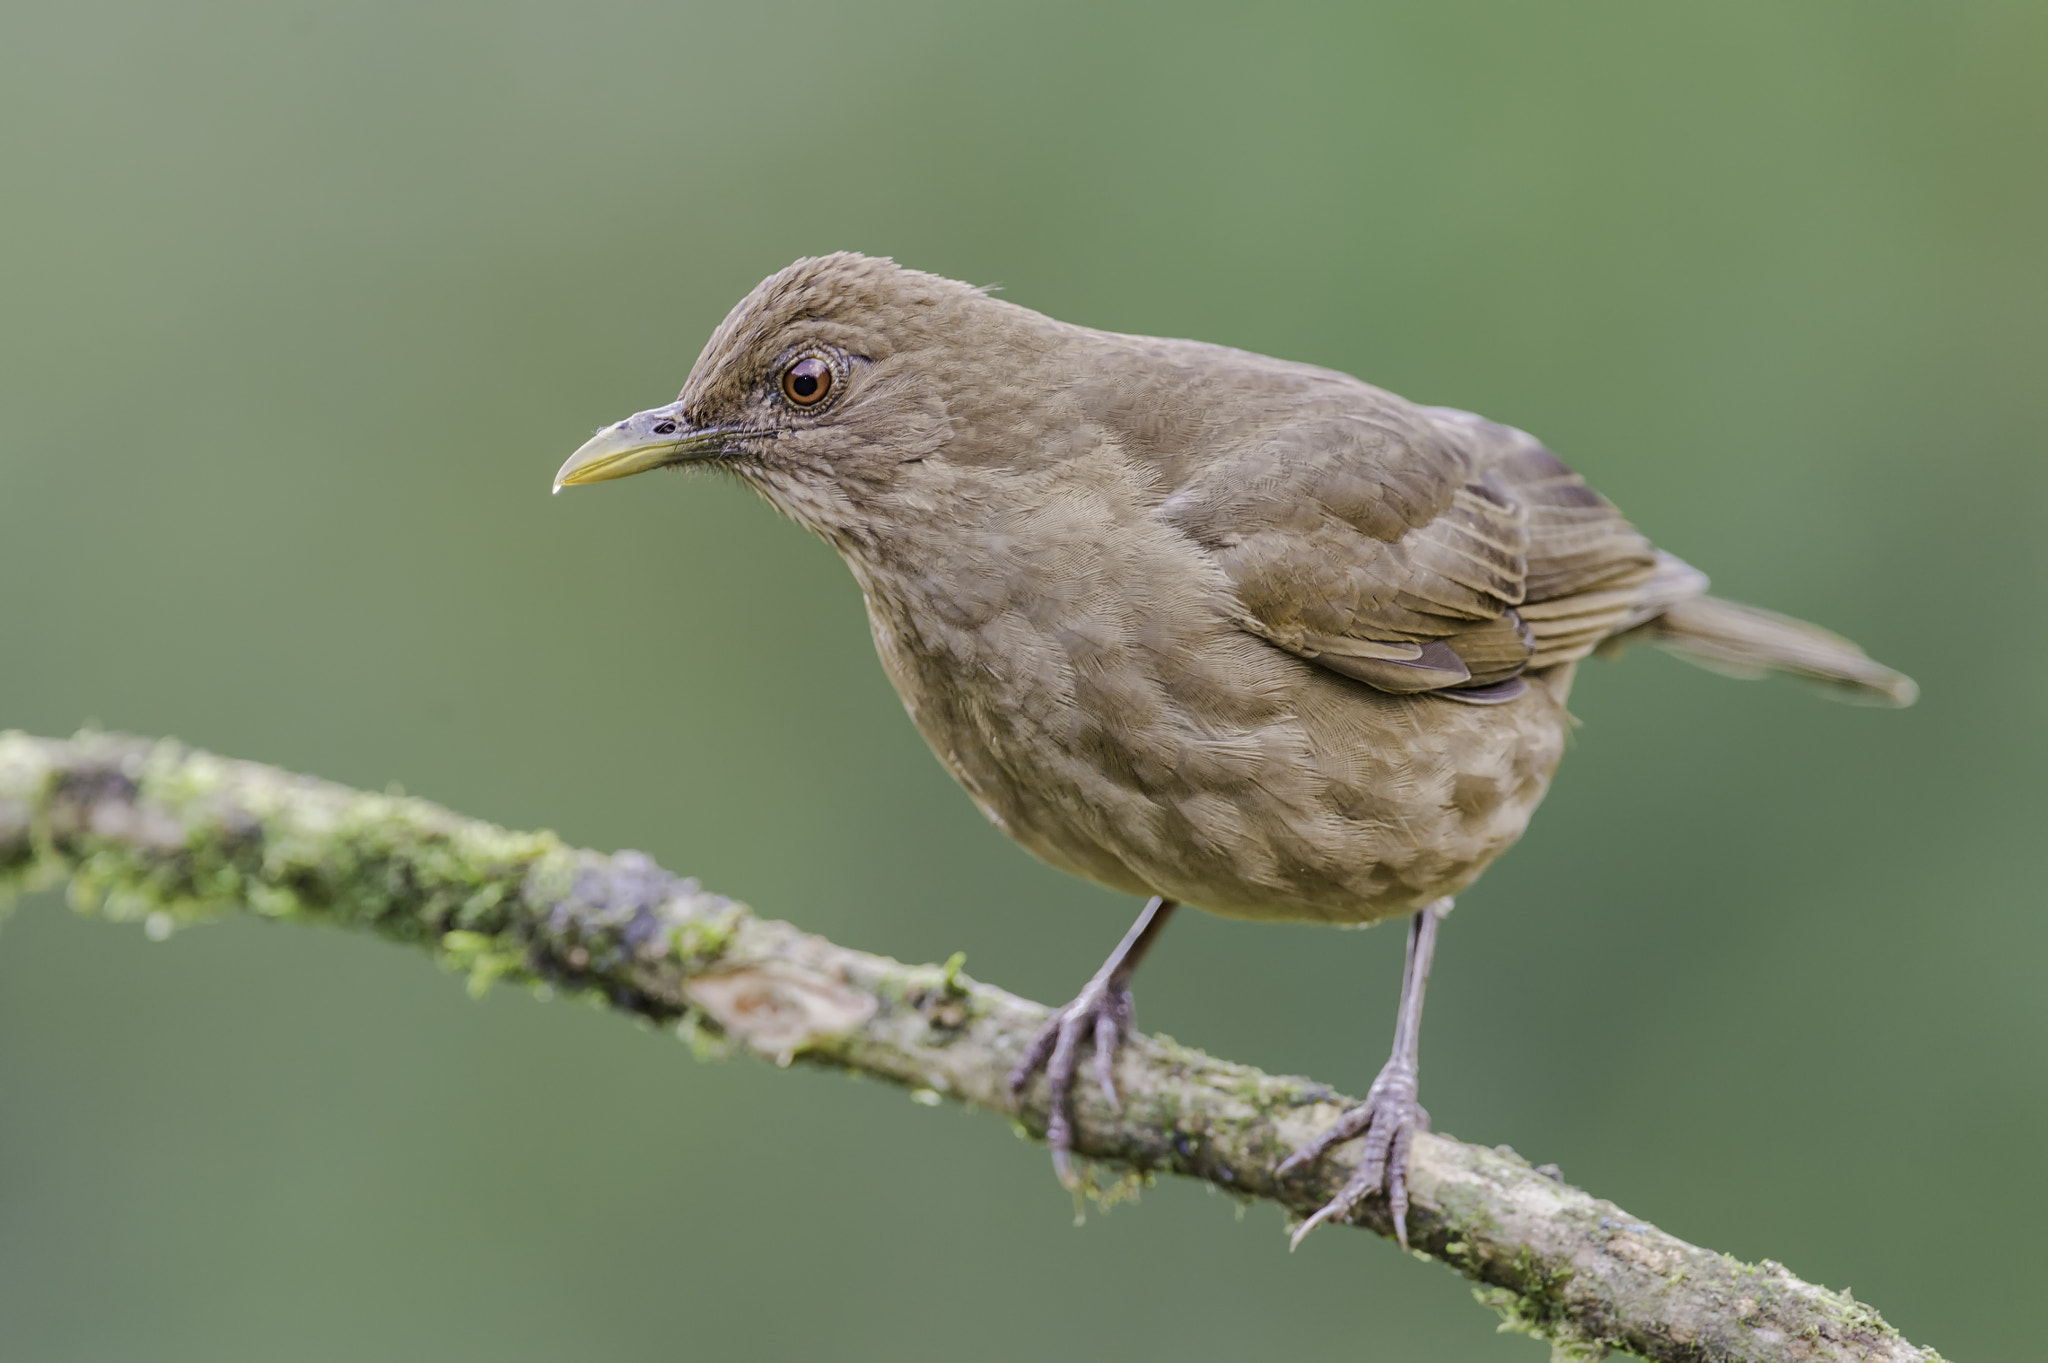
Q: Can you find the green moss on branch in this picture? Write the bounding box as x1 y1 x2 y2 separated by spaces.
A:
0 731 1945 1363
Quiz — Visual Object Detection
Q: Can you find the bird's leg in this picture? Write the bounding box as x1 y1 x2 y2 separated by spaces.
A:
1008 896 1179 1184
1278 897 1451 1250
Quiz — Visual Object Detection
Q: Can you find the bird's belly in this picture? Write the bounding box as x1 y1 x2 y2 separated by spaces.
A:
871 594 1575 925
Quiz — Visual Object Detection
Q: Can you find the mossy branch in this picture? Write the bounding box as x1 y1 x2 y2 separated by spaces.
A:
0 731 1942 1363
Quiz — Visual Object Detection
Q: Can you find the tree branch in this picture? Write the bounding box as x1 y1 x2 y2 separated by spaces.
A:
0 731 1943 1363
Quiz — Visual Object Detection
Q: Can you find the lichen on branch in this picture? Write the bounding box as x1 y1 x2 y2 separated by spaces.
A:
0 731 1945 1363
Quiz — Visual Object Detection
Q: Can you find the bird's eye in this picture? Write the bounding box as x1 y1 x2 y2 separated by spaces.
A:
781 356 833 407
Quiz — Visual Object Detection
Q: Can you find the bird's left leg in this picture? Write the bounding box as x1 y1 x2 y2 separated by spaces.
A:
1278 897 1451 1249
1008 896 1178 1183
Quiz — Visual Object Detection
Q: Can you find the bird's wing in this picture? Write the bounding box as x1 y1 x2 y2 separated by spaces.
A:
1160 398 1658 698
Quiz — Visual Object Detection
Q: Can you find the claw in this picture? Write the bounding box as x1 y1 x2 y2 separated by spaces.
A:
1387 1121 1418 1247
1287 1201 1341 1251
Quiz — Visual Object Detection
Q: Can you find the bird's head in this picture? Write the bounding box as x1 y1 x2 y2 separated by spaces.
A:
553 253 1037 550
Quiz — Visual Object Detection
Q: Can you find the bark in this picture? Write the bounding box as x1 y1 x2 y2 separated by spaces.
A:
0 731 1946 1363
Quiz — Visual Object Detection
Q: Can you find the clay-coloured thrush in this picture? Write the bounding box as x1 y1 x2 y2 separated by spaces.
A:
553 254 1915 1247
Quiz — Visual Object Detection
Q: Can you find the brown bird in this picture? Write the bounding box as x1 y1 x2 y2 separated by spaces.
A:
552 253 1915 1247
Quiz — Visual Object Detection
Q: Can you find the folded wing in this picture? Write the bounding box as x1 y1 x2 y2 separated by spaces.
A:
1160 397 1660 701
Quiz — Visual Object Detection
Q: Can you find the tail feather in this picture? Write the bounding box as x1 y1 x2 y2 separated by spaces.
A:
1647 594 1918 707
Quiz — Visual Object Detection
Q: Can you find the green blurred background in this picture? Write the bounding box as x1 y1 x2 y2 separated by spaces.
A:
2 2 2042 1358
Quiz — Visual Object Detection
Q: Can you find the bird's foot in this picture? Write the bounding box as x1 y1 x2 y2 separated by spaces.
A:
1278 1058 1429 1249
1007 968 1136 1185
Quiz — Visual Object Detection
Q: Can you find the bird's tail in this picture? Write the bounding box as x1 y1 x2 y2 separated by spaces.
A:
1641 591 1917 707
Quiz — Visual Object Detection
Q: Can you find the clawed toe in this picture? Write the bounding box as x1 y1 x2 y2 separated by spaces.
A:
1280 1065 1429 1249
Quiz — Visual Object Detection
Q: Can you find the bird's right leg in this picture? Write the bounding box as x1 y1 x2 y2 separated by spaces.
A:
1008 896 1178 1183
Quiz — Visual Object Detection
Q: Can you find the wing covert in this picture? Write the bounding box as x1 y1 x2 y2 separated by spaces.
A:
1162 395 1657 697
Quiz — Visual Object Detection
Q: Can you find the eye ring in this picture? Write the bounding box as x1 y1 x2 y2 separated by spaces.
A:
781 355 834 407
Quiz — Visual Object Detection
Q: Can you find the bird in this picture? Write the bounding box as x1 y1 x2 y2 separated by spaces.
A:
551 253 1915 1248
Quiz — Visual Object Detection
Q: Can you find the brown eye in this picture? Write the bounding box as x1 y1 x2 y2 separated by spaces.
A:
782 356 833 406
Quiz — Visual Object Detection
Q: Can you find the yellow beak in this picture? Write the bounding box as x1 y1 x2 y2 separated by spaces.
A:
551 402 730 492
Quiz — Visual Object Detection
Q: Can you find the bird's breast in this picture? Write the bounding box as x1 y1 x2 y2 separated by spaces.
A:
851 455 1572 924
